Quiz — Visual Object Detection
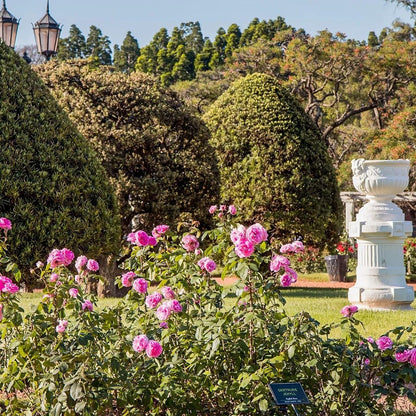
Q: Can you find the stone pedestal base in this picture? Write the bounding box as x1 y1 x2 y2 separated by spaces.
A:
348 219 414 310
348 285 414 310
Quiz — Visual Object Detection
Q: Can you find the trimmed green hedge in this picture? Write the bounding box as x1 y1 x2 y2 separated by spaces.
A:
0 43 121 281
204 73 342 247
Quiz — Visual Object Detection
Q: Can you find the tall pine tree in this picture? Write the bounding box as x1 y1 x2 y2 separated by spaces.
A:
113 31 140 72
85 25 112 65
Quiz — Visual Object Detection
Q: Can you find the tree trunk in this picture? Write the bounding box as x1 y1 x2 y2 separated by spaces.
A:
95 255 128 298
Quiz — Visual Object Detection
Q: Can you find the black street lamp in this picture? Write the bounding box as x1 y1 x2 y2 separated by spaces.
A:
33 0 61 60
0 0 19 48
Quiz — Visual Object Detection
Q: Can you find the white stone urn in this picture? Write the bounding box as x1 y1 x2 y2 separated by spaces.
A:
348 159 414 310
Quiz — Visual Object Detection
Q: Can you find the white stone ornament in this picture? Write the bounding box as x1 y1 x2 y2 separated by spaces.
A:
348 159 414 310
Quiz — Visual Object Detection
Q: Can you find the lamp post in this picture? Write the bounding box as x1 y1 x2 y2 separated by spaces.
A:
33 0 61 60
0 0 19 48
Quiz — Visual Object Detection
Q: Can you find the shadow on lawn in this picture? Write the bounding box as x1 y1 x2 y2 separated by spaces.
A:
283 287 348 299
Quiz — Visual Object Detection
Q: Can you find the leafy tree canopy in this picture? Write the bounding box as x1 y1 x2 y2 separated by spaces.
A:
35 60 219 234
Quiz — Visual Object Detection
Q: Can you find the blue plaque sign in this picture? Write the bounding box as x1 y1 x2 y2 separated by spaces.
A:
269 382 309 405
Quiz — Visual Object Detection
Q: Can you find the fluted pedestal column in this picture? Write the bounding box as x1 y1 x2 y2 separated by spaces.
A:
348 159 414 310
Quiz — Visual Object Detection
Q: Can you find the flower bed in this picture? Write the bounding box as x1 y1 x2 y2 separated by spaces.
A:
0 209 415 415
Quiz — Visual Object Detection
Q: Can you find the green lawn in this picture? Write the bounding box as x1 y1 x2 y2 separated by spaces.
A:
282 287 416 339
20 279 416 341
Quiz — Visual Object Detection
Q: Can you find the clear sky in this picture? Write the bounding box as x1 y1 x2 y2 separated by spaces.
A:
5 0 413 50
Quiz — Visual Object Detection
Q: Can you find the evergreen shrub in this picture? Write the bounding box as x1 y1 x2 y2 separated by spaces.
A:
204 73 342 248
0 43 121 283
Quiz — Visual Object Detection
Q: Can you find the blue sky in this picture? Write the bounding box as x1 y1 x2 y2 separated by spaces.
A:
6 0 413 49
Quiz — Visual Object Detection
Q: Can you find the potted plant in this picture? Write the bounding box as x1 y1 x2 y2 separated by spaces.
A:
325 240 355 282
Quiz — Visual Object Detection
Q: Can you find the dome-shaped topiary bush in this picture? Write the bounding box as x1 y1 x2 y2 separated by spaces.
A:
0 43 121 282
204 73 342 247
35 60 219 234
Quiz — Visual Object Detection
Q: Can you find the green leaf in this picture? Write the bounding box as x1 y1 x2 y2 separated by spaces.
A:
210 338 220 357
70 381 84 400
259 399 268 411
74 400 87 413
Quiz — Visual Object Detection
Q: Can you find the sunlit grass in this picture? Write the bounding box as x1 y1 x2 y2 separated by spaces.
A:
19 281 416 341
282 287 416 339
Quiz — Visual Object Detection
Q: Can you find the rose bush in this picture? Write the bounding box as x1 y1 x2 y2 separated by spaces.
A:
0 211 415 415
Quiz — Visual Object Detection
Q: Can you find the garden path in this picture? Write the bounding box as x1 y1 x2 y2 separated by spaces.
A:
215 277 416 291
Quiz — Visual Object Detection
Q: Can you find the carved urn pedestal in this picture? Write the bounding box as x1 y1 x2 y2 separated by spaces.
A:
348 159 414 310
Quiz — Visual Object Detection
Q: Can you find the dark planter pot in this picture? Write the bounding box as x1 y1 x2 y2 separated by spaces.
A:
325 254 348 282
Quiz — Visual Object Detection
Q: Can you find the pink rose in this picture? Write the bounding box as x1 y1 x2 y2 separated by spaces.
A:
68 288 79 298
280 243 294 254
133 278 148 294
376 336 393 351
156 303 172 320
87 259 99 272
167 299 183 313
219 205 227 211
197 257 207 269
147 236 157 246
121 271 136 287
284 266 298 283
145 292 162 309
0 217 11 230
82 300 94 311
204 258 217 273
160 321 168 329
230 225 246 244
270 255 290 272
50 273 59 283
161 286 176 299
0 276 19 294
75 255 88 272
146 340 163 358
36 261 44 268
340 305 359 318
234 238 255 258
132 334 149 352
47 248 75 268
292 241 304 253
409 348 416 367
181 234 199 251
228 205 237 215
280 274 292 287
127 230 149 246
197 257 217 273
55 319 68 333
152 224 169 239
395 349 412 363
246 223 268 245
208 205 217 214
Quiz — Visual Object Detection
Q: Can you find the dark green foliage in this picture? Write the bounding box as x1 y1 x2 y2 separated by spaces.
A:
367 30 380 47
204 73 342 247
0 43 121 279
194 39 214 72
57 24 86 60
36 60 219 234
85 25 112 65
113 31 140 73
